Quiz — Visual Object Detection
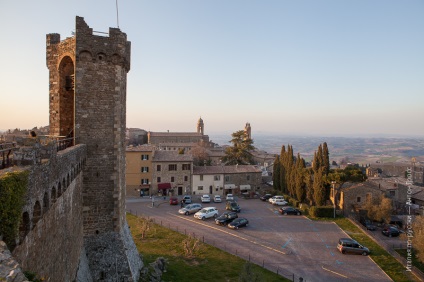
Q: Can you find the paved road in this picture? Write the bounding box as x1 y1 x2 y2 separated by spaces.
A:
126 196 392 282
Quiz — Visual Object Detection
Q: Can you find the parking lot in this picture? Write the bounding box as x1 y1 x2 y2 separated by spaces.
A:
126 196 392 281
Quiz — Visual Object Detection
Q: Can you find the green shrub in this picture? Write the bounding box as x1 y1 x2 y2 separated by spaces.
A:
309 206 333 218
0 170 29 250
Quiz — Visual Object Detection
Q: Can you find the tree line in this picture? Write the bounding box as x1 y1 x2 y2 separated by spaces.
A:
272 142 331 206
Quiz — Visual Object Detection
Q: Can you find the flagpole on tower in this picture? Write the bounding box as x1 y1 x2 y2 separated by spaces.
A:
116 0 120 28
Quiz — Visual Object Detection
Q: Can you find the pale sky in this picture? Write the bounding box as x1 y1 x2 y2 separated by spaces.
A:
1 1 423 137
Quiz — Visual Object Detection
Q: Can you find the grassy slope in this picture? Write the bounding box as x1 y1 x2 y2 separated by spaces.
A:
127 213 289 282
321 217 418 282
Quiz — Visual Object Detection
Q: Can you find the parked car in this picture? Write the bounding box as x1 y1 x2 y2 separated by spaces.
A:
169 197 179 205
382 226 400 237
359 217 377 231
228 218 249 229
269 196 285 204
178 203 202 215
337 238 370 256
272 199 288 206
194 207 219 220
182 195 192 204
226 201 241 213
226 194 234 201
279 207 301 215
260 194 273 201
215 211 238 225
213 195 222 203
201 194 211 203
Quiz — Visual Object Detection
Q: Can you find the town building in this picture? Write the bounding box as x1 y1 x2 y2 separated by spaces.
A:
126 128 148 146
192 165 262 196
151 150 193 196
148 117 210 145
126 145 155 197
335 182 385 216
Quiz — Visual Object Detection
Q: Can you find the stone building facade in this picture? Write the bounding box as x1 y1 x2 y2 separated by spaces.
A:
370 161 424 186
151 151 193 196
338 182 385 216
147 117 210 145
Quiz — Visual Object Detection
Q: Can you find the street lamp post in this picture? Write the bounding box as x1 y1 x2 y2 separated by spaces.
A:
332 181 337 218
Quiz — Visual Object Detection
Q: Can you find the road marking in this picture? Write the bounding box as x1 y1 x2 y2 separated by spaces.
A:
336 260 343 265
169 213 291 255
282 237 292 249
322 266 348 278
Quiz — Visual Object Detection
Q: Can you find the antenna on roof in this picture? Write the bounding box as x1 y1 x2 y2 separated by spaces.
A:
116 0 120 28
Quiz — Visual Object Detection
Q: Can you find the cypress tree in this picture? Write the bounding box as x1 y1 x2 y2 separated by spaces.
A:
279 146 287 193
313 168 326 206
322 142 330 175
273 155 281 191
286 145 294 195
305 169 314 205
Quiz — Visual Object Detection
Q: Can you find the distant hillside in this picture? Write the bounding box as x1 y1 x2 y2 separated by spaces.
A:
210 134 424 165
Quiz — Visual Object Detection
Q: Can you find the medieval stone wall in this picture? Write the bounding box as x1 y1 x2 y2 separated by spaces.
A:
10 144 87 282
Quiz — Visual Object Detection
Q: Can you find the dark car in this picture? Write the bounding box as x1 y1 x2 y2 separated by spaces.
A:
382 226 400 237
228 218 249 229
359 217 376 231
337 238 370 256
279 207 301 215
169 197 179 205
226 201 241 213
215 211 238 226
260 194 273 201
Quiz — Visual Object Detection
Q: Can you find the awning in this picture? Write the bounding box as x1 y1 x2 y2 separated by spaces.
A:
239 185 251 190
224 184 236 189
158 183 172 190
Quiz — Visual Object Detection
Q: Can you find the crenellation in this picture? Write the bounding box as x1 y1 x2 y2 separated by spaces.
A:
0 15 142 282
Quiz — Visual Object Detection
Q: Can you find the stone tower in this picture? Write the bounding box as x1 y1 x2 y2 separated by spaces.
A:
244 122 251 139
197 117 204 135
46 16 141 280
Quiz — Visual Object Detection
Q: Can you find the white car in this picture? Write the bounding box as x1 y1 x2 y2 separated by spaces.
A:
194 207 219 220
272 198 288 206
201 194 211 203
226 194 234 201
213 195 222 203
269 195 284 204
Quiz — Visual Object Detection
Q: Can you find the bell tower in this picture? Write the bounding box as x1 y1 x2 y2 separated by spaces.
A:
197 117 204 135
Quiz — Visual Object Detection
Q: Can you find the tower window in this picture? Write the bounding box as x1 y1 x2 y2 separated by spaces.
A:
65 74 74 91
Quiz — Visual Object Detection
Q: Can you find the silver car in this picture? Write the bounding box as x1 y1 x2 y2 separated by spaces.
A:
337 238 370 256
178 203 202 215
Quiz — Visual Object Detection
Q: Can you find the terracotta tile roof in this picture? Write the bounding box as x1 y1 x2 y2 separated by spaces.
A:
193 165 261 175
159 142 197 146
126 145 155 152
412 189 424 201
152 150 193 162
149 132 204 137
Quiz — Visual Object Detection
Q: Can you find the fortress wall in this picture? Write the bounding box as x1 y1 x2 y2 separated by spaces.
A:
12 144 87 282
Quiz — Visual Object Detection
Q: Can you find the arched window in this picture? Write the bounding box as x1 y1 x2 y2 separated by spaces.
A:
43 192 49 214
19 212 30 243
51 186 57 203
32 201 42 229
57 182 62 197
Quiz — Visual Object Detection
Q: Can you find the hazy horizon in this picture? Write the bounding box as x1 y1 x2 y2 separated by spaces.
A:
1 1 423 136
